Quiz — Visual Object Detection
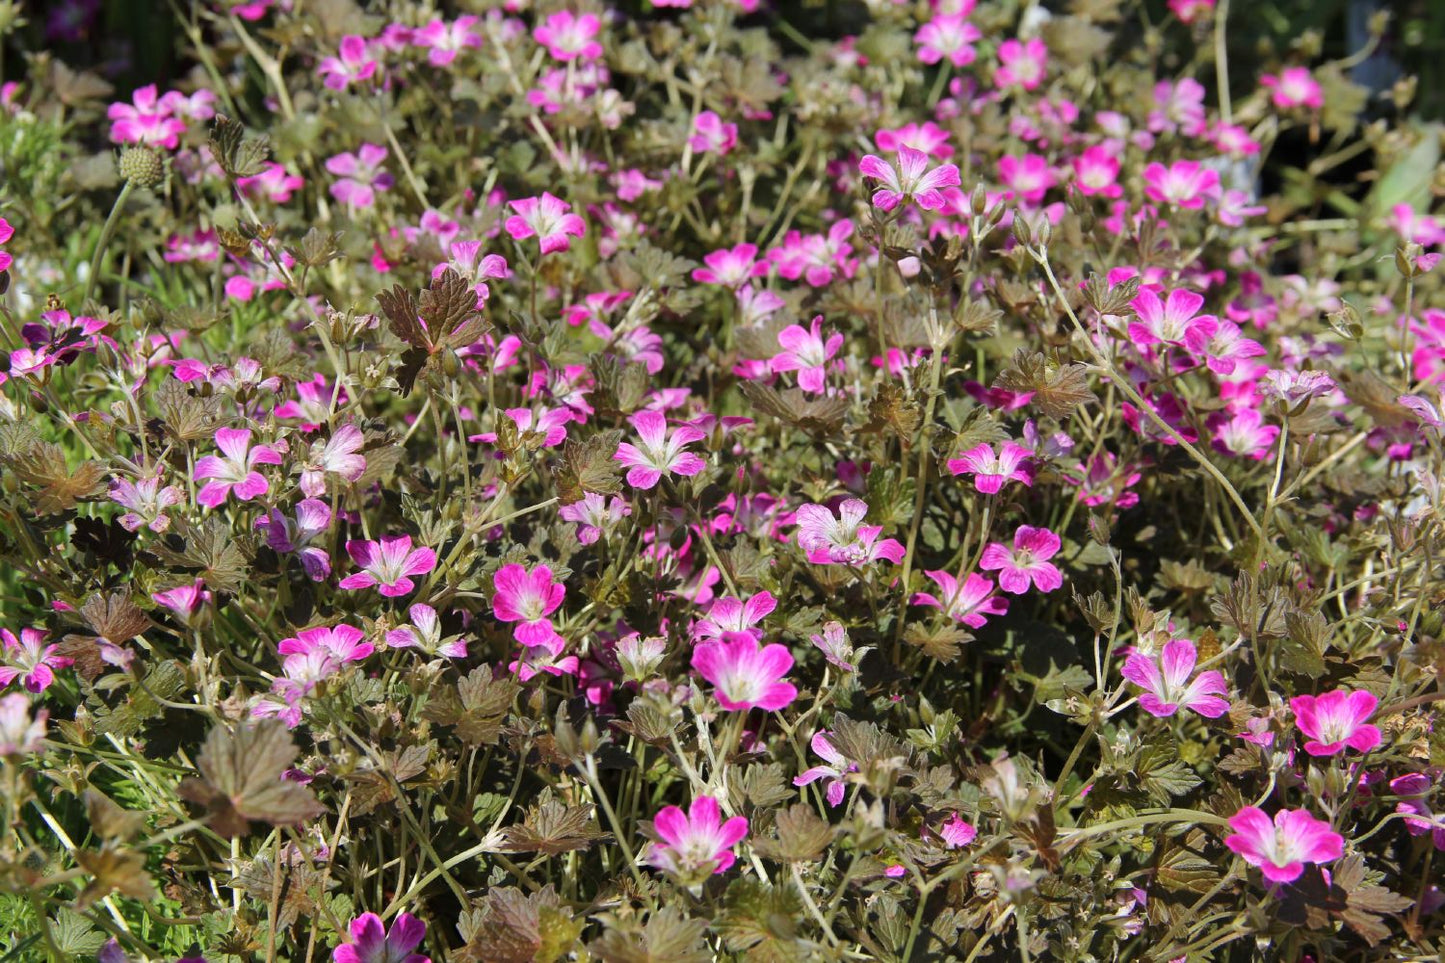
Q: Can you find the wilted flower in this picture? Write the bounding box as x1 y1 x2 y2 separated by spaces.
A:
257 499 333 581
386 604 468 659
794 731 855 806
0 693 47 757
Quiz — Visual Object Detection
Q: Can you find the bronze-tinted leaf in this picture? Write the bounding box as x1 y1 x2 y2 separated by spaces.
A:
178 719 325 837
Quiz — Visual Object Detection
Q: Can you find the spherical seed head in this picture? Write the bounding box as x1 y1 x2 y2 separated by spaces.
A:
118 147 165 188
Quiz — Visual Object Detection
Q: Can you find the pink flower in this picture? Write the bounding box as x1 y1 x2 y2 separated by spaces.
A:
614 410 707 489
107 85 186 149
794 731 856 806
645 795 749 878
1260 67 1323 110
237 162 305 204
810 621 862 672
1142 160 1220 209
318 35 379 90
998 153 1055 205
1187 318 1266 375
771 315 843 393
257 499 333 581
979 525 1063 594
794 498 906 566
692 632 797 711
694 591 776 643
326 144 393 210
996 38 1047 91
1258 369 1336 406
0 693 47 758
279 624 374 664
414 16 482 66
558 493 630 544
1290 689 1382 756
689 111 738 155
0 628 70 694
1209 409 1279 460
947 442 1034 494
151 580 212 627
1391 774 1445 850
1129 287 1218 347
300 424 367 497
691 243 767 287
914 14 981 68
1120 639 1230 718
875 122 953 158
533 10 603 62
766 221 856 287
332 911 429 963
110 471 183 533
492 563 567 653
194 428 283 508
505 193 586 255
1072 145 1122 198
339 535 437 597
938 813 977 848
386 603 468 659
911 571 1009 629
1168 0 1215 24
1225 807 1344 884
858 146 961 212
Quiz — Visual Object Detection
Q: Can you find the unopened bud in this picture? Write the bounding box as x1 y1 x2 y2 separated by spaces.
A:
118 147 164 188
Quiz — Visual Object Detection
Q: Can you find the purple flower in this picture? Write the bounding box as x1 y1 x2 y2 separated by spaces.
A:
1391 773 1445 850
557 492 630 545
793 731 855 806
689 111 738 155
332 911 429 963
1290 689 1382 756
0 628 71 694
318 36 379 91
339 536 437 597
1120 639 1230 718
1224 807 1343 884
257 499 333 581
693 591 776 643
194 428 283 508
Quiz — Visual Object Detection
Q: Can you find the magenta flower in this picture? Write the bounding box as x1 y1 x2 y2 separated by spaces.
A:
339 536 437 597
691 632 797 711
910 571 1009 629
998 153 1055 205
236 162 305 204
300 424 367 497
914 13 981 68
534 10 603 61
332 911 429 963
504 193 586 255
1187 318 1266 375
0 693 47 758
0 628 71 694
414 16 482 67
1391 773 1445 850
1290 689 1382 756
614 410 707 490
107 84 186 149
1072 145 1122 198
318 35 379 90
152 580 212 627
947 442 1034 494
491 563 567 653
771 316 843 393
257 499 333 581
279 624 374 664
794 498 906 567
689 111 738 155
194 428 284 508
1129 288 1217 347
110 471 183 533
646 795 748 879
1224 807 1344 884
1120 639 1230 718
937 813 977 849
691 243 767 287
1260 67 1323 110
978 525 1063 594
793 731 855 806
694 591 776 643
857 146 961 212
996 38 1048 91
0 216 12 273
326 144 393 210
1209 409 1280 461
1142 160 1220 209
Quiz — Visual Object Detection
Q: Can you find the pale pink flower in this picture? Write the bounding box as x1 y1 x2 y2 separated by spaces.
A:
414 16 482 67
0 693 47 757
810 621 863 672
533 10 603 62
194 428 283 508
693 591 776 643
914 14 981 68
332 911 429 963
614 410 707 489
257 498 333 581
794 498 905 566
947 442 1034 494
771 315 843 393
979 525 1063 594
339 536 436 597
558 493 630 544
0 628 70 694
1209 409 1279 460
326 144 393 210
911 571 1008 629
1168 0 1215 24
300 424 367 497
1129 288 1218 347
110 472 183 533
1257 369 1336 406
491 563 567 653
858 146 961 212
1290 689 1382 756
645 795 748 877
691 243 767 287
386 603 468 659
1225 807 1343 884
505 193 586 255
318 35 379 90
1260 67 1323 110
793 731 855 806
1121 639 1230 718
1187 318 1266 375
938 813 977 848
689 111 738 155
691 632 797 711
996 38 1047 91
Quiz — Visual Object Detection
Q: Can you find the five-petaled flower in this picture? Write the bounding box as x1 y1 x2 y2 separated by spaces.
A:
1224 807 1343 884
857 146 962 212
948 442 1034 494
1120 638 1230 718
491 563 567 653
614 410 707 489
194 428 284 508
771 315 843 393
979 525 1063 594
1290 689 1382 756
911 571 1009 628
504 193 586 255
339 536 437 597
691 631 797 711
0 628 71 694
645 795 749 879
332 911 430 963
794 498 906 566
